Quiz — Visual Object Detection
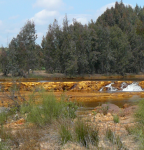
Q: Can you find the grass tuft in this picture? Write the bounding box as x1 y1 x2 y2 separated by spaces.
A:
59 123 72 145
113 114 119 123
106 128 126 149
74 119 99 147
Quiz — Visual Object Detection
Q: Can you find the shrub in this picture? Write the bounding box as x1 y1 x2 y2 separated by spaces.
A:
24 93 78 126
62 101 78 119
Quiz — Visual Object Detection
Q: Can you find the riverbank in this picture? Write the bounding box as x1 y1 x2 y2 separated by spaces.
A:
0 71 144 82
0 93 141 150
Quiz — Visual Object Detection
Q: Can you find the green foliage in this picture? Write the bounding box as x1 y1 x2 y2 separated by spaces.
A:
0 112 8 125
135 99 144 125
63 101 78 119
21 93 78 126
1 1 144 76
0 142 10 150
113 114 119 123
1 20 38 77
106 128 125 149
125 125 135 135
134 99 144 149
106 128 115 143
59 123 72 145
74 119 99 147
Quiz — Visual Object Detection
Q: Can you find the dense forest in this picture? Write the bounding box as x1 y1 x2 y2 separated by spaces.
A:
0 1 144 77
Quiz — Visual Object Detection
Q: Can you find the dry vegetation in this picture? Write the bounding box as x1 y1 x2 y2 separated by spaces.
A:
0 87 143 150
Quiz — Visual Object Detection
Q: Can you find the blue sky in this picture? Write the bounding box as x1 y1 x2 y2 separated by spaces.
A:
0 0 143 47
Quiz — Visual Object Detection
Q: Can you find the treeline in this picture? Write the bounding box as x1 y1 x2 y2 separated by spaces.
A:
1 1 144 77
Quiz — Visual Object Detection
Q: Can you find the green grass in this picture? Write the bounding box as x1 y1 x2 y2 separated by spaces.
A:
74 119 99 147
0 112 8 125
106 128 115 143
106 128 125 149
20 93 78 126
0 142 10 150
134 99 144 149
113 114 119 123
59 123 72 145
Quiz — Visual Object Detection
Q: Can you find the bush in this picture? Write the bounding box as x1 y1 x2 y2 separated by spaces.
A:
22 93 78 126
74 119 99 147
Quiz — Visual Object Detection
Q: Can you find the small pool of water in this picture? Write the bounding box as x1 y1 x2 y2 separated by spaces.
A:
76 95 142 116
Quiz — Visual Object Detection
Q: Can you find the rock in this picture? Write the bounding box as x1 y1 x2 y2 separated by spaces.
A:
123 103 130 108
101 103 120 114
0 81 112 92
124 105 138 116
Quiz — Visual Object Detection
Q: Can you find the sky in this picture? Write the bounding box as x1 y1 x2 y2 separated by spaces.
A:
0 0 144 47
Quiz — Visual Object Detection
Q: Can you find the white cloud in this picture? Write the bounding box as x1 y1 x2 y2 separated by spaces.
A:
0 20 3 26
6 28 20 34
31 9 59 25
0 35 8 47
9 15 19 20
77 17 88 25
37 32 44 40
33 0 64 10
59 14 91 25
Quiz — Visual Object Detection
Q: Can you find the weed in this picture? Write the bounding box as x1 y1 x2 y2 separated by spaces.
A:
113 114 119 123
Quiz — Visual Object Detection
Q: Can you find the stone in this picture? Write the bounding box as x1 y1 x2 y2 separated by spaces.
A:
124 105 138 116
123 103 130 108
101 103 120 114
